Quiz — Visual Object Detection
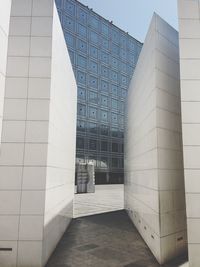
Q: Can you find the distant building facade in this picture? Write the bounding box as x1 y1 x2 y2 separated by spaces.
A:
56 0 142 184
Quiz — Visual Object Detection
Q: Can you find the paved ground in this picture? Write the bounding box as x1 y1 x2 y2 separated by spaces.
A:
46 210 188 267
74 184 124 218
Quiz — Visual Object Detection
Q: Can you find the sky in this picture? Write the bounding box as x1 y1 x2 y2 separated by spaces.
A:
79 0 178 43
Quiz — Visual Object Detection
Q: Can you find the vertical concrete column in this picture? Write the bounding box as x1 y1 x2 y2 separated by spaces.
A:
0 0 13 265
125 13 187 264
178 1 200 266
0 0 77 266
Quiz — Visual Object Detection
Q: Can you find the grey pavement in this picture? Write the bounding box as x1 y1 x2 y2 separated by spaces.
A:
45 210 188 267
74 185 124 218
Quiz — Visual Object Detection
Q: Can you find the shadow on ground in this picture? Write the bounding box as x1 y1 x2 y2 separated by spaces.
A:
45 210 188 267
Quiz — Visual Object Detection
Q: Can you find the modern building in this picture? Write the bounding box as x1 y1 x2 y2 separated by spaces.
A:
1 0 200 267
0 1 77 266
124 13 187 264
178 0 200 266
55 0 142 184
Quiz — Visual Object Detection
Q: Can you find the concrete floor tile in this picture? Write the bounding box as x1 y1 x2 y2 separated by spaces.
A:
45 211 188 267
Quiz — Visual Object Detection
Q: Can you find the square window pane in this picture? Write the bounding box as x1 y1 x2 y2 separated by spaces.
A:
78 8 87 24
63 16 75 31
111 99 118 110
101 110 108 122
101 95 108 107
101 141 108 151
90 46 98 59
101 125 109 136
120 49 127 60
89 107 98 119
112 158 118 168
90 31 98 44
89 76 98 89
121 62 127 73
101 52 109 64
90 16 99 30
112 29 119 43
89 122 97 134
77 55 87 68
77 120 85 131
112 113 118 124
129 39 135 51
77 104 86 116
111 57 118 69
112 142 118 152
121 35 127 48
102 23 109 36
89 91 98 104
111 127 118 137
101 80 109 93
111 84 118 96
101 66 109 78
112 44 119 55
89 139 97 150
78 87 86 100
77 71 86 84
102 38 109 50
90 60 98 74
78 39 87 53
111 70 118 82
129 53 135 65
78 24 87 38
64 2 75 16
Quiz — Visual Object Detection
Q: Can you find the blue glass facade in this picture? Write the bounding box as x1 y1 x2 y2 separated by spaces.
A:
56 0 142 184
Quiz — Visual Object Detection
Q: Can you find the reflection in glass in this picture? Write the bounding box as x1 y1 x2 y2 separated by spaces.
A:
56 0 142 184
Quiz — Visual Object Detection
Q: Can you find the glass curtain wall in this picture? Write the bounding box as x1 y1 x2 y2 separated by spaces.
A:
56 0 142 184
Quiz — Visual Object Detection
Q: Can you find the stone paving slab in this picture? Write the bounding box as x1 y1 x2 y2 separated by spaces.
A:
45 210 188 267
74 185 124 218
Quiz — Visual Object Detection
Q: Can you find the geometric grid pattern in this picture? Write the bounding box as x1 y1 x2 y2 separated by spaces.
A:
55 0 142 183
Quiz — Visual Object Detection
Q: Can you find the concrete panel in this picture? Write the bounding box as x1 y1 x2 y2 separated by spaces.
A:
125 13 187 264
0 1 77 266
178 1 200 266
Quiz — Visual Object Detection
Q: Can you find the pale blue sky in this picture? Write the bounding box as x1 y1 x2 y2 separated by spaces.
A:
79 0 178 42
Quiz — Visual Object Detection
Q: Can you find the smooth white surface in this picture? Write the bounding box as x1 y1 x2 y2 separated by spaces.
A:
125 13 187 264
0 1 77 266
0 0 12 191
178 2 200 266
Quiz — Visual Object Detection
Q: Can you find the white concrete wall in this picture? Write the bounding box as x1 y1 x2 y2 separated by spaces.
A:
124 13 187 264
42 5 77 265
0 1 11 141
0 1 77 266
178 1 200 266
0 1 13 265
